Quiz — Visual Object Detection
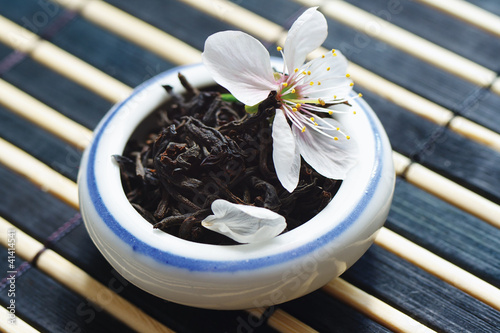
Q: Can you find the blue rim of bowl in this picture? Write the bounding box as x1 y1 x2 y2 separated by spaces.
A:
86 63 386 272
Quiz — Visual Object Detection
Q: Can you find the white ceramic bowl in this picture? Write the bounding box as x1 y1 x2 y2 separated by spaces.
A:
78 60 395 310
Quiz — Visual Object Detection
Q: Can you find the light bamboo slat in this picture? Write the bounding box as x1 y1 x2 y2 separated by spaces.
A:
322 278 436 333
30 41 132 103
248 308 318 333
268 309 318 333
448 116 500 151
0 217 174 333
50 0 201 65
0 79 92 150
0 15 131 103
317 0 498 92
415 0 500 38
346 62 454 126
0 138 79 210
492 78 500 96
38 250 173 333
405 159 500 229
376 228 500 312
178 0 283 43
0 306 40 333
0 16 39 54
393 151 500 228
392 151 412 176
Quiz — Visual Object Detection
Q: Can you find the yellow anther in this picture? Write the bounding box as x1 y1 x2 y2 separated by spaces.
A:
322 54 325 58
334 137 339 141
334 95 337 99
294 68 299 73
346 73 351 78
333 53 337 57
318 98 325 106
336 127 340 131
302 71 307 75
314 122 318 126
332 49 336 53
353 111 357 115
291 88 296 93
326 67 331 71
350 82 354 87
310 81 314 86
302 126 306 133
310 117 315 121
277 46 282 51
358 93 363 97
328 110 333 115
292 108 297 112
283 82 288 87
346 136 351 140
296 103 301 108
307 71 311 75
318 81 321 85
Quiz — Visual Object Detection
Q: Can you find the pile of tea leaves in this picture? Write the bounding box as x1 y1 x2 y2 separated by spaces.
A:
114 74 340 245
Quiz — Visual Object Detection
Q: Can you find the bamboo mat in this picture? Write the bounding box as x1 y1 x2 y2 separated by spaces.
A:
0 0 499 332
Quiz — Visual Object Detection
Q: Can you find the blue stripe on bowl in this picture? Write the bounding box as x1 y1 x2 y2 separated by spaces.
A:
86 63 385 272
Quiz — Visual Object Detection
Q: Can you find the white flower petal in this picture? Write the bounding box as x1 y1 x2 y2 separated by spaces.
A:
293 118 357 180
306 50 349 78
272 109 301 192
301 77 353 99
201 199 287 243
284 7 327 73
202 31 277 105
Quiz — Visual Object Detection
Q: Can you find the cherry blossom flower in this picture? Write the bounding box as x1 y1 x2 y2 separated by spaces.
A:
200 7 359 243
202 7 358 193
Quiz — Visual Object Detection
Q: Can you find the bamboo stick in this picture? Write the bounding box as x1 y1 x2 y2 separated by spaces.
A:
392 151 500 228
0 138 79 210
0 306 40 333
0 16 39 53
376 228 500 312
177 0 283 43
0 79 92 150
405 159 500 229
30 41 132 103
448 116 500 151
247 308 319 333
346 62 454 126
0 16 131 103
415 0 500 38
322 278 436 333
0 217 174 333
392 151 412 176
50 0 201 65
